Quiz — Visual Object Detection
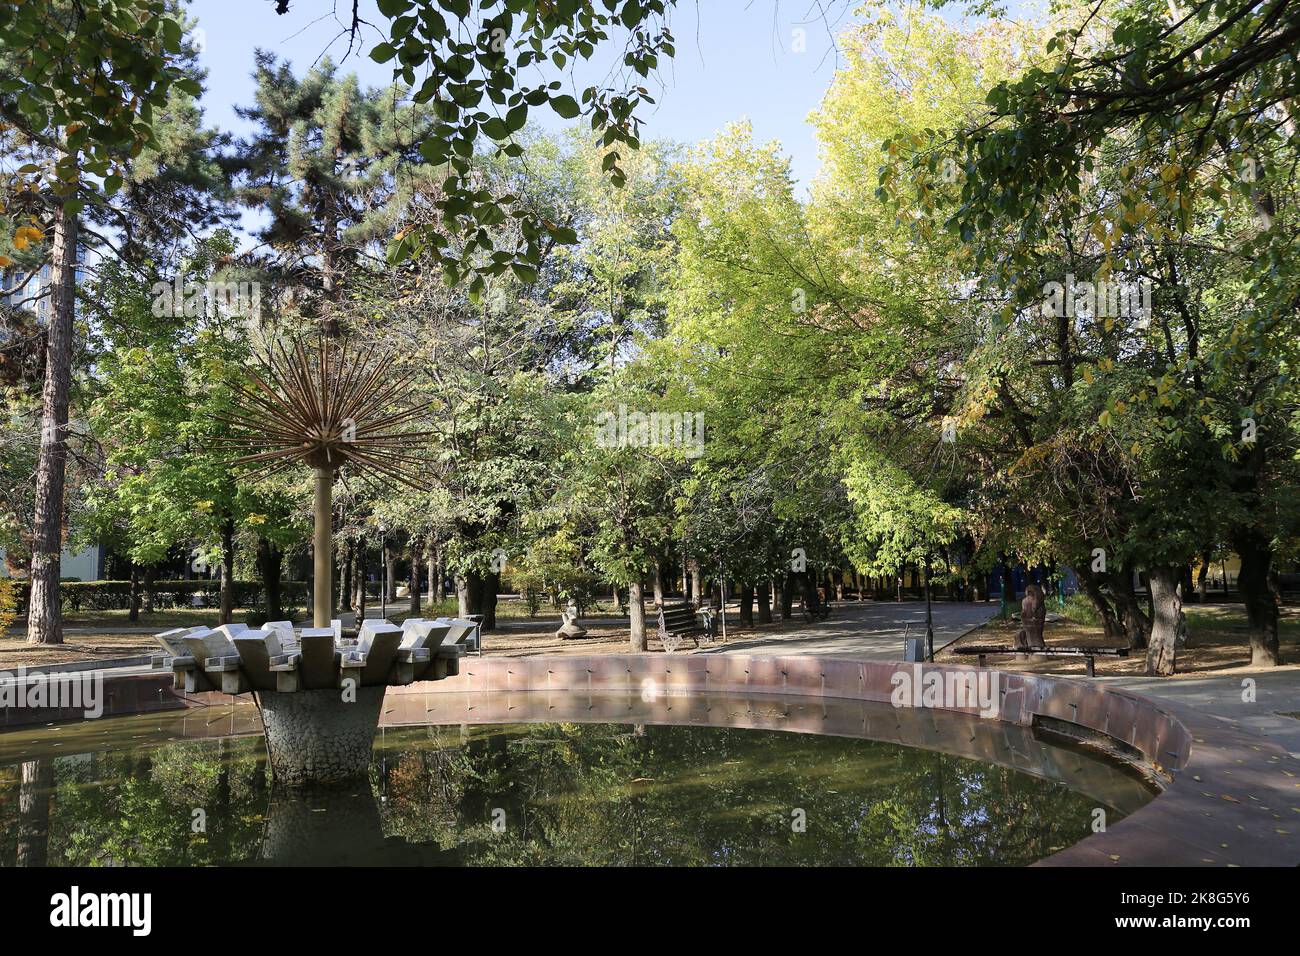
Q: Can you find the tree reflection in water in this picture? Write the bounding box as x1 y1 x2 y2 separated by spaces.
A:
0 720 1131 866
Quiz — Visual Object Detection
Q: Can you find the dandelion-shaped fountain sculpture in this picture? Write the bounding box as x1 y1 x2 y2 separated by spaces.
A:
152 338 476 786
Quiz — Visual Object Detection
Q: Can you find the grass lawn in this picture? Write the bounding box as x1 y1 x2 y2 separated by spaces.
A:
939 602 1300 676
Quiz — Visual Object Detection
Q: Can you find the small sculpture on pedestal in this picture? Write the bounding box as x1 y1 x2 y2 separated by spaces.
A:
556 602 589 640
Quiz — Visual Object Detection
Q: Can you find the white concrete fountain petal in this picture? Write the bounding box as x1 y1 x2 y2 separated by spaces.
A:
155 619 472 786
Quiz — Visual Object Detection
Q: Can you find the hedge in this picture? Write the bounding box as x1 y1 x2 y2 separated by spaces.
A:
9 580 309 614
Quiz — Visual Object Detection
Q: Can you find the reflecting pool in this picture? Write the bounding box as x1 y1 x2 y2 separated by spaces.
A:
0 695 1156 866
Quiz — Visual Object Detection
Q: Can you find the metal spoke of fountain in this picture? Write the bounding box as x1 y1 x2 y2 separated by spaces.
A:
212 335 434 627
144 335 471 788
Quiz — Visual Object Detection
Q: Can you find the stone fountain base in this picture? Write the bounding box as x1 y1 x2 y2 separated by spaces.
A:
158 616 474 786
256 687 385 787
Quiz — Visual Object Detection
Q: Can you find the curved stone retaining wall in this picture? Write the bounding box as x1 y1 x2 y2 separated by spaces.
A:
3 654 1296 865
386 655 1300 867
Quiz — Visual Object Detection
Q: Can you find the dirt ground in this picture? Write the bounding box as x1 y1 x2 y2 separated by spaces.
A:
5 600 1296 676
937 604 1300 677
0 606 805 667
0 632 162 669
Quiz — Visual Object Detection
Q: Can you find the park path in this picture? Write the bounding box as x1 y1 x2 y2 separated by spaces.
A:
1099 670 1300 757
703 601 1300 755
705 600 996 660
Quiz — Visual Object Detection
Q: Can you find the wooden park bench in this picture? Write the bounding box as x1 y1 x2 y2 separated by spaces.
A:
952 644 1129 677
656 601 715 653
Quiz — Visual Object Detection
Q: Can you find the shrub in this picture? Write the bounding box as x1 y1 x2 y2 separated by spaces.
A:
1063 592 1103 627
0 577 19 635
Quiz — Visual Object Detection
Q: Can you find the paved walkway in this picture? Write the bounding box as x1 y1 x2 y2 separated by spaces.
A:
701 601 1300 755
706 600 996 660
1100 670 1300 756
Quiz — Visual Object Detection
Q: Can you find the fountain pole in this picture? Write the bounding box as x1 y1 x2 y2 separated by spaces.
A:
196 338 445 788
313 466 333 628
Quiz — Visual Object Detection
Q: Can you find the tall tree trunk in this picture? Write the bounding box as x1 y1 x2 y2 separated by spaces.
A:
434 544 446 603
460 571 484 618
1234 527 1281 666
738 583 754 627
142 564 156 613
128 563 141 623
25 205 78 646
384 541 397 602
1196 551 1210 604
219 518 236 626
800 571 820 612
652 558 665 606
1075 563 1123 641
16 758 53 867
482 570 499 630
756 582 772 624
355 546 367 622
425 540 437 607
353 544 366 619
408 549 420 617
1111 564 1150 650
1000 564 1015 608
1145 565 1182 676
628 580 646 652
256 537 282 620
340 543 352 615
779 572 795 619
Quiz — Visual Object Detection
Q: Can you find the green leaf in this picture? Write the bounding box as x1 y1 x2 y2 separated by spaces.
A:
549 94 581 119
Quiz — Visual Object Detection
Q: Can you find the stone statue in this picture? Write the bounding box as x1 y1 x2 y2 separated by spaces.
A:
556 602 589 640
1016 583 1047 650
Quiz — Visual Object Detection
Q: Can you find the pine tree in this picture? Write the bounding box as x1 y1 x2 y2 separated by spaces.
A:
1 7 226 644
233 52 437 336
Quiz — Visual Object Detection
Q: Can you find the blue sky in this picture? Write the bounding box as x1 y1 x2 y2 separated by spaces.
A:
189 0 878 195
187 0 1037 234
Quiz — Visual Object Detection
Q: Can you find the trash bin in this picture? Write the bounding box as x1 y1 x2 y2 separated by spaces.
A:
465 614 485 655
